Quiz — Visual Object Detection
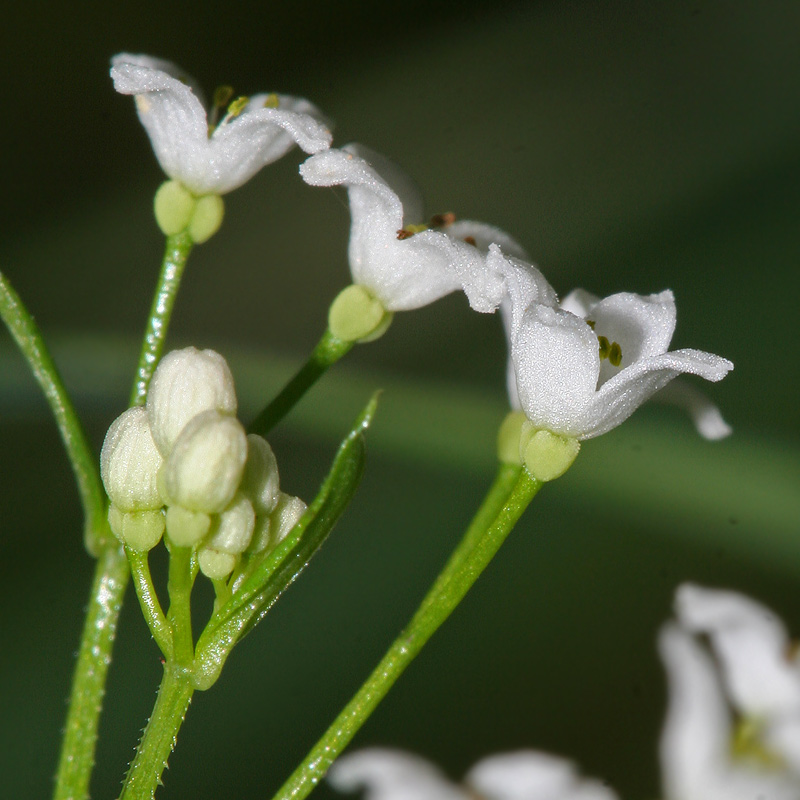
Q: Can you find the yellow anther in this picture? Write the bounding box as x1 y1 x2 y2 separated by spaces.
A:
263 93 280 109
226 95 250 118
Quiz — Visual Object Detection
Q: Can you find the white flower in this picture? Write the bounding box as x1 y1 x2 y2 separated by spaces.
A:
659 585 800 800
559 288 732 440
329 748 618 800
477 247 732 440
111 53 332 195
300 144 515 312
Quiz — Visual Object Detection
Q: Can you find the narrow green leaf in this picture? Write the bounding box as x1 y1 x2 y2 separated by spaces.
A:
192 393 378 690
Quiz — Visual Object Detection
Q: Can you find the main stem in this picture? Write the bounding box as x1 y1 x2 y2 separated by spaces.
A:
53 232 194 800
118 665 195 800
54 545 129 800
248 328 353 437
271 467 541 800
129 232 194 407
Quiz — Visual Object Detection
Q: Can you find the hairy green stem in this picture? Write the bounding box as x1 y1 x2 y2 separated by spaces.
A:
271 467 541 800
129 232 194 407
118 664 195 800
0 271 106 553
248 328 353 436
54 545 129 800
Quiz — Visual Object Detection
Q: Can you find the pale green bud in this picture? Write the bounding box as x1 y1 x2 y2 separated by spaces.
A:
154 180 196 236
188 194 225 244
162 410 248 513
165 505 212 547
108 504 165 551
197 548 238 580
521 425 580 482
496 410 527 466
101 407 163 512
204 493 255 555
147 347 238 456
328 284 393 343
240 434 280 515
269 493 307 547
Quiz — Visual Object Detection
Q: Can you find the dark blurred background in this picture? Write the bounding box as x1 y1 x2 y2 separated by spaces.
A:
1 2 799 799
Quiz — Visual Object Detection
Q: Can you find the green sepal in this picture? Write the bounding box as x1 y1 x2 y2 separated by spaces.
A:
192 393 379 690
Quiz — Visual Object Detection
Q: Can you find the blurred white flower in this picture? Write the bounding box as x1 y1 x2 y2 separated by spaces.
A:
111 53 332 195
474 247 732 440
660 584 800 800
329 748 617 800
300 144 518 312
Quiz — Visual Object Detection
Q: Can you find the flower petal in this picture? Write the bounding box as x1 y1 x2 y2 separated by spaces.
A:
345 143 425 225
300 147 463 310
576 348 733 439
652 380 733 439
466 751 618 800
111 55 210 191
659 625 741 800
560 288 599 318
329 749 466 800
675 584 800 716
512 304 601 437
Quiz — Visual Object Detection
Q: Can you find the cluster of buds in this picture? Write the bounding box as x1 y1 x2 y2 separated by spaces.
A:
100 347 306 579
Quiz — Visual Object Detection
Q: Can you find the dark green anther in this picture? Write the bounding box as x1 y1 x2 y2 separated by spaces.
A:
586 319 596 330
213 85 235 108
598 335 611 360
609 341 622 366
263 93 280 109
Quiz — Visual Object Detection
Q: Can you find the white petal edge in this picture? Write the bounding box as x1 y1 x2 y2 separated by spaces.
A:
328 749 466 800
466 750 619 800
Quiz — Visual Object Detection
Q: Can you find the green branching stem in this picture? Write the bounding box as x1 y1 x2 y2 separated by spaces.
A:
128 548 173 659
129 232 194 407
248 328 353 436
271 466 541 800
0 271 107 552
54 544 129 800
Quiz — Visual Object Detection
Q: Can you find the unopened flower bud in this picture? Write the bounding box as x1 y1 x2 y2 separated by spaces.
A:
165 505 212 547
240 434 280 514
108 504 165 551
205 493 255 555
162 410 247 513
101 407 163 512
197 548 238 580
270 493 307 547
147 347 237 456
496 410 527 466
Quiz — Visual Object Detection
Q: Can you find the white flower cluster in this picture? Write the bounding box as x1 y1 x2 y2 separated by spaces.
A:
330 585 800 800
100 347 306 578
113 53 732 473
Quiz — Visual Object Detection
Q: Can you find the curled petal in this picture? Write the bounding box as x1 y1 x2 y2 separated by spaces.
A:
560 288 599 318
589 291 676 370
301 147 463 310
675 584 800 716
578 348 733 439
329 749 466 800
466 751 618 800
